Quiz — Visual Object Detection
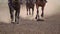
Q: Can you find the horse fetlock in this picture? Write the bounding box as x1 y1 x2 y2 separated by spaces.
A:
15 17 19 24
35 16 37 19
37 19 44 21
41 13 44 17
35 15 38 19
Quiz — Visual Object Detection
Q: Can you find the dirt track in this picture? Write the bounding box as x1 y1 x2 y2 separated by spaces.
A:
0 17 60 34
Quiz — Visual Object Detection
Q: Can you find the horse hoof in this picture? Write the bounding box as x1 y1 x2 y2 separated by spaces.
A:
27 14 28 15
35 17 37 19
37 19 44 21
29 13 31 15
16 22 19 24
41 14 43 17
15 22 19 24
11 21 19 24
11 22 15 24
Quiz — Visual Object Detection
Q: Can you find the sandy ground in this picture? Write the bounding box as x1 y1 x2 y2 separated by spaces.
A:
0 0 60 34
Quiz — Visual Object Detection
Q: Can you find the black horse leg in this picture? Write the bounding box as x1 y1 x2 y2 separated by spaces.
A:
15 9 20 24
9 7 14 23
41 6 44 17
29 8 31 15
32 8 34 16
15 10 18 24
27 8 28 15
17 9 20 24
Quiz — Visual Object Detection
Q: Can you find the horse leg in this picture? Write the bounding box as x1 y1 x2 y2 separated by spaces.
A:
15 9 20 24
41 6 44 17
32 7 34 16
29 8 31 15
38 6 44 21
37 9 44 21
17 9 20 24
9 7 14 23
35 9 39 19
35 6 43 21
15 10 17 24
35 6 39 19
27 8 28 15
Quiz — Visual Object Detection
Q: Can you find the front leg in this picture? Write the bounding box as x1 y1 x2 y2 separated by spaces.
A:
27 8 29 15
41 6 44 17
29 8 31 15
35 6 39 19
15 9 20 24
9 6 14 23
32 7 34 16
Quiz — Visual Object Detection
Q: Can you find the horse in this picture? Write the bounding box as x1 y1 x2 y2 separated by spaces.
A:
8 0 21 24
35 0 47 21
26 0 35 16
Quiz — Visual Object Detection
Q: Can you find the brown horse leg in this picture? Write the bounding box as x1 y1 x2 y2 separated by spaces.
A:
36 6 44 21
41 6 44 17
37 9 44 21
37 9 40 19
35 6 39 19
